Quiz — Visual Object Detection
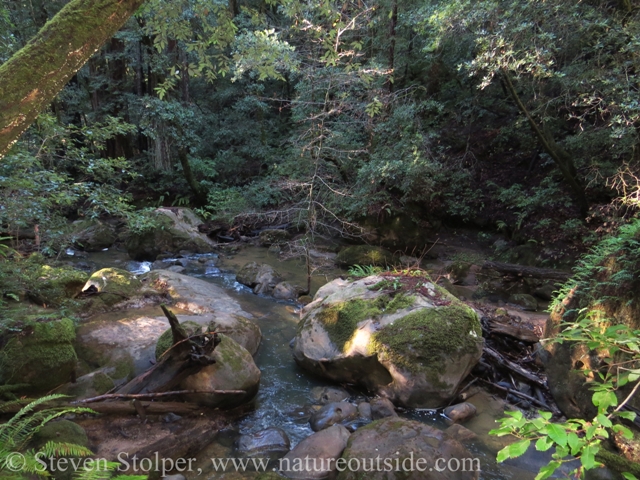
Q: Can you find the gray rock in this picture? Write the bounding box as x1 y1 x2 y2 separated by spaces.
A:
357 402 372 420
273 281 304 300
280 425 351 479
443 402 477 424
237 427 290 460
337 417 478 480
309 386 350 405
236 262 284 295
370 397 397 419
71 219 117 252
126 208 216 261
167 265 185 273
310 402 359 432
292 276 484 408
533 284 555 301
260 229 291 246
163 413 182 423
444 424 477 442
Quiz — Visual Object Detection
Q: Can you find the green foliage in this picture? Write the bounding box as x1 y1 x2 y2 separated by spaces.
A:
348 264 383 278
196 187 250 223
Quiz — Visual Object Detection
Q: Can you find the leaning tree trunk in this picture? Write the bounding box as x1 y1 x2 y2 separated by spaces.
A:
0 0 146 158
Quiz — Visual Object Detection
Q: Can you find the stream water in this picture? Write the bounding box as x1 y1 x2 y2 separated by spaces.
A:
75 246 553 479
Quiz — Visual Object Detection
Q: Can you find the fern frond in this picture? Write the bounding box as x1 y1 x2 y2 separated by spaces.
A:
40 441 93 458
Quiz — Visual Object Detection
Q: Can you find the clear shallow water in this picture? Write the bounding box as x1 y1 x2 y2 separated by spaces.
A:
81 246 542 479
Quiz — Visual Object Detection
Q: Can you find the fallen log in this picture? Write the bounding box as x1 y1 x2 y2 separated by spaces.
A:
481 261 570 281
74 389 246 404
0 400 204 415
115 305 221 395
483 345 547 387
488 319 540 343
479 378 561 415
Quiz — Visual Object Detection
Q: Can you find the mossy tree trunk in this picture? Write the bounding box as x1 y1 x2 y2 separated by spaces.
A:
0 0 146 158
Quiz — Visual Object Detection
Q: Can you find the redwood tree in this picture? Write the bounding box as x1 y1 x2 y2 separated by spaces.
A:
0 0 146 157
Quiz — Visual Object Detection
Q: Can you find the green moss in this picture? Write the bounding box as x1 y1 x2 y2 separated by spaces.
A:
0 341 77 390
336 245 395 268
368 304 482 374
24 317 76 344
317 299 382 351
109 355 135 380
91 372 115 394
385 293 415 314
31 419 89 450
84 268 142 307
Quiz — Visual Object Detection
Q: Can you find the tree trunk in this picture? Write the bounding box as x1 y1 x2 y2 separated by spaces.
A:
0 0 146 158
500 69 589 217
387 0 397 92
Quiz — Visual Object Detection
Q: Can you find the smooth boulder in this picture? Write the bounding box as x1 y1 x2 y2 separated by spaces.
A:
237 427 290 461
292 275 483 408
310 402 359 432
337 417 479 480
280 425 351 479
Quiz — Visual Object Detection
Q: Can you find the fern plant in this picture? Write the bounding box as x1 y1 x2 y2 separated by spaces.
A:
0 394 146 480
347 264 383 278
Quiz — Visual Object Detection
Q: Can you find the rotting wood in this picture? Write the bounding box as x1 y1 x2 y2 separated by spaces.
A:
488 319 540 343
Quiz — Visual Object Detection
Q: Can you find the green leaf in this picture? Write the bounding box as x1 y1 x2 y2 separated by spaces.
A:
580 445 600 470
508 439 531 458
536 437 554 452
621 473 638 480
535 461 561 480
546 424 568 447
496 446 510 463
567 432 581 454
617 411 637 421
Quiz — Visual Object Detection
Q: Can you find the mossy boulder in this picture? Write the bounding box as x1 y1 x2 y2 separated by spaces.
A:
292 276 483 408
178 334 261 408
335 245 395 268
31 419 89 450
126 207 216 261
81 267 142 308
27 264 88 307
70 219 117 252
0 317 77 391
337 417 478 480
508 293 538 311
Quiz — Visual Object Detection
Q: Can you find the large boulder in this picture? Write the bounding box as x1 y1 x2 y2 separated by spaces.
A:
236 262 284 295
337 417 479 480
335 245 395 268
292 275 483 408
142 270 261 353
237 427 291 461
0 317 77 391
280 425 351 479
70 219 117 252
178 334 261 408
259 229 291 247
27 264 88 307
126 208 216 261
81 268 142 308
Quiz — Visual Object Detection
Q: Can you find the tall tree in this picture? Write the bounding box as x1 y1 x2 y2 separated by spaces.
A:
0 0 146 157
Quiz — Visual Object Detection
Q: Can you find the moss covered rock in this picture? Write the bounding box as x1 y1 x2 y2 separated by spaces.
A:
179 334 261 408
31 419 89 450
81 267 142 307
292 276 483 408
27 264 88 307
259 229 291 246
335 245 395 268
71 219 117 252
126 208 216 261
236 262 283 295
0 317 77 391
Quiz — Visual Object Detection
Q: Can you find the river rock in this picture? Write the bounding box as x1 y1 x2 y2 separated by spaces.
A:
444 424 477 442
236 262 284 295
335 245 395 268
126 208 216 261
443 402 477 423
70 219 117 252
357 402 372 420
310 386 350 405
273 281 305 300
142 270 261 353
0 317 77 391
31 419 89 450
310 402 359 432
259 229 291 246
280 425 351 479
179 334 261 408
337 417 479 480
292 276 483 408
237 427 290 460
370 397 397 419
508 293 538 311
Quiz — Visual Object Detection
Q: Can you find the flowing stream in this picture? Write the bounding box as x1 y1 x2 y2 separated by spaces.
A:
76 246 555 479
